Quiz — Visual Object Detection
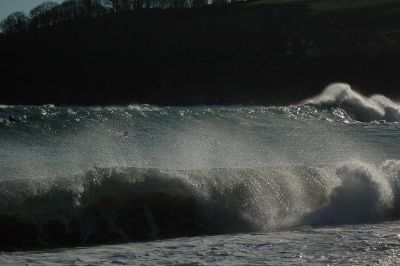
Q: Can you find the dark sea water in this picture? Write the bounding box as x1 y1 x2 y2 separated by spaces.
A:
0 83 400 265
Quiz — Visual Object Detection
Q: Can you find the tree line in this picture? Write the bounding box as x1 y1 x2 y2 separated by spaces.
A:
0 0 241 34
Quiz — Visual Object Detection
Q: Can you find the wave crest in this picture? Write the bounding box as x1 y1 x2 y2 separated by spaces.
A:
1 161 400 250
302 162 396 225
304 83 400 122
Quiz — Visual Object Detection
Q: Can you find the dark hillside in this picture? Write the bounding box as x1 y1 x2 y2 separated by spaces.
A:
1 0 400 105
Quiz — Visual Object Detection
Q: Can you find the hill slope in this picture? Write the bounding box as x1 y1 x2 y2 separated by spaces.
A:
0 0 400 105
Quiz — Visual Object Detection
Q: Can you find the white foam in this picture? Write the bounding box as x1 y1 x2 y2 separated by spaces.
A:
303 83 400 122
302 160 400 225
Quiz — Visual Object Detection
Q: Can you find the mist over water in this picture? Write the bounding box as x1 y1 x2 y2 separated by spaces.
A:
0 83 400 250
1 83 399 178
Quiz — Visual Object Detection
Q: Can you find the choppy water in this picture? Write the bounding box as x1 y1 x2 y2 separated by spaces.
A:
2 222 400 265
1 83 400 264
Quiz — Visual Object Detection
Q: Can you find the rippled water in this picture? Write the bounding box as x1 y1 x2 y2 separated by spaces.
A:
2 221 400 265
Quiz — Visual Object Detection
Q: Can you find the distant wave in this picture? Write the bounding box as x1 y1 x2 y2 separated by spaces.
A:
1 161 400 250
1 84 399 126
303 83 400 122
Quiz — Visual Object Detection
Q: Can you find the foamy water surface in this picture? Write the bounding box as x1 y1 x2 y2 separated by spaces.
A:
0 83 400 264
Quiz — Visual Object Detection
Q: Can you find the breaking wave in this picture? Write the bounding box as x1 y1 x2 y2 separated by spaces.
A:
0 83 399 128
1 161 400 251
1 83 400 251
303 83 400 122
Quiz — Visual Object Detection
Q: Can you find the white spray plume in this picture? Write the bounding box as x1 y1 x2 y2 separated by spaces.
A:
303 83 400 122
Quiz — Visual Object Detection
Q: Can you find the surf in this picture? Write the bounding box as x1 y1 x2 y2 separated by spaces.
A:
1 161 400 250
303 83 400 122
1 83 400 250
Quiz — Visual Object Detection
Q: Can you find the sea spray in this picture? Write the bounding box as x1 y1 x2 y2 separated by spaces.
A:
1 161 400 250
1 84 400 250
301 161 396 225
303 83 400 122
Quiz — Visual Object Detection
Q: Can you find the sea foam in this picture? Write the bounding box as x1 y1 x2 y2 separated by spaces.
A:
1 161 400 250
303 83 400 122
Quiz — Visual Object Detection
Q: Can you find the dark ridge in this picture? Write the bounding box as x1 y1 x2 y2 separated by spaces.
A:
0 0 400 105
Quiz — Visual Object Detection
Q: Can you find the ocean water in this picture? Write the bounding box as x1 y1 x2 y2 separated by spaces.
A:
0 83 400 265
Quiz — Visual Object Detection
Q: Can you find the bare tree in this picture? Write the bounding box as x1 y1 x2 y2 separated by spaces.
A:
212 0 227 6
105 0 124 12
105 0 145 12
82 0 110 16
153 0 169 8
190 0 207 8
83 0 94 15
57 0 85 20
0 12 30 34
92 0 111 16
30 1 59 28
168 0 188 8
0 0 216 35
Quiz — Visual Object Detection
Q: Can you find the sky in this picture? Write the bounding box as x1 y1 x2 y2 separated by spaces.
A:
0 0 63 21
